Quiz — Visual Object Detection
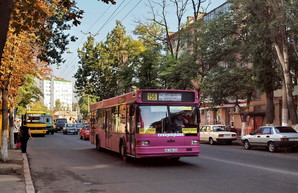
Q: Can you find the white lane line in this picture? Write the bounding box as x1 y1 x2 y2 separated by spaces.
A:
201 156 298 177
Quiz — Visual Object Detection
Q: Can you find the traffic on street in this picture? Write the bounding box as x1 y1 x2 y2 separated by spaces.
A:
27 132 298 193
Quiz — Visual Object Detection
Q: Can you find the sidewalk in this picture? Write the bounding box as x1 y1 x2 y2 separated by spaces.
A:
0 149 35 193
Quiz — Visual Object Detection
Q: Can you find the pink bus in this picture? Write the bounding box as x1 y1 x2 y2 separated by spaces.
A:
90 89 200 161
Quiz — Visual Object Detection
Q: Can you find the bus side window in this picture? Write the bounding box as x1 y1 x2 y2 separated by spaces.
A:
119 105 126 133
112 106 120 132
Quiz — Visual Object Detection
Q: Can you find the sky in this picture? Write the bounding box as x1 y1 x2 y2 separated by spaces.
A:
52 0 227 84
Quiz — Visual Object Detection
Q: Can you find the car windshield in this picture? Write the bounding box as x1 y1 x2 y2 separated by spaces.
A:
138 105 199 133
76 123 84 128
213 126 226 131
274 127 297 133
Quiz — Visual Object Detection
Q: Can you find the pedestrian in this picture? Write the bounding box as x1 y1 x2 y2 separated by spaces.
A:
13 120 19 144
20 125 33 153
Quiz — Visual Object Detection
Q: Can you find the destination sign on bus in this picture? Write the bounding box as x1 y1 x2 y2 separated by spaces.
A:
142 91 195 102
27 113 42 117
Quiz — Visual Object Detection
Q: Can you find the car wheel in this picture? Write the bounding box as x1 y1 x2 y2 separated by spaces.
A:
244 140 251 150
268 142 277 152
209 138 215 145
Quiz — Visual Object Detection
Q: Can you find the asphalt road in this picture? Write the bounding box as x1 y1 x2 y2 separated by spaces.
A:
27 133 298 193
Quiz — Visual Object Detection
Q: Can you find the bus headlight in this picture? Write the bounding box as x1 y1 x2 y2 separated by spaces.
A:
137 141 149 146
191 140 198 145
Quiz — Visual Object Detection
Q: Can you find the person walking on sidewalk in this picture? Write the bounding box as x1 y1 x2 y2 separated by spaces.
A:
20 125 33 153
13 120 20 144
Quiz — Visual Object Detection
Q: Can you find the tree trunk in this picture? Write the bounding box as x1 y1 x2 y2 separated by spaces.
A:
240 113 247 137
282 83 288 126
275 42 298 125
0 88 9 162
9 106 14 149
265 89 274 124
0 0 13 63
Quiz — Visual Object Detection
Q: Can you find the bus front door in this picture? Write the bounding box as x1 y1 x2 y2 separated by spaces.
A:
105 108 112 149
126 104 135 156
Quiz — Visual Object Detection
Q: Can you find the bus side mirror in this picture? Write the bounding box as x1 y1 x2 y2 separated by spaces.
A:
195 107 201 123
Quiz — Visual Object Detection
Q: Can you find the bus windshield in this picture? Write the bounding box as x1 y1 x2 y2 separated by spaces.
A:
138 105 199 134
26 113 45 123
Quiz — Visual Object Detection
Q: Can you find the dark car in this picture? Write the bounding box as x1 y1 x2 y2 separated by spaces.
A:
55 118 67 131
241 126 298 152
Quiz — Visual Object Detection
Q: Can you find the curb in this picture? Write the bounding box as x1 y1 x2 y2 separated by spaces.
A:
22 153 35 193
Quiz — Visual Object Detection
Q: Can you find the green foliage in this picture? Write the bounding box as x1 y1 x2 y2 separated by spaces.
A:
54 99 62 111
38 2 83 65
201 65 255 106
30 101 49 112
78 95 98 120
15 75 43 116
75 20 158 100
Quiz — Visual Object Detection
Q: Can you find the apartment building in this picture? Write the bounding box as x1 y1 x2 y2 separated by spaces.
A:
35 78 73 111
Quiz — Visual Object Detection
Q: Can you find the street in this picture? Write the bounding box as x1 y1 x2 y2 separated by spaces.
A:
27 133 298 193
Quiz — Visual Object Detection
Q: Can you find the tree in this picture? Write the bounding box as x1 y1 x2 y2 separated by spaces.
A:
230 0 298 124
201 65 255 136
15 75 44 116
1 28 51 161
0 0 117 162
145 0 191 60
78 95 98 120
0 0 116 65
54 99 62 111
30 102 48 112
75 21 146 99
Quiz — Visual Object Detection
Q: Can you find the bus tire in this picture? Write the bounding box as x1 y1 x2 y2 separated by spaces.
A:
120 142 129 162
96 136 102 151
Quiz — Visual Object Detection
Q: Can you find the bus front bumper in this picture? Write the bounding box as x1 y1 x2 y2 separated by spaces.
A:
135 146 200 158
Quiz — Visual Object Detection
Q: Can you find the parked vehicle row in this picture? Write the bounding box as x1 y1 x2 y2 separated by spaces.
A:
200 124 298 153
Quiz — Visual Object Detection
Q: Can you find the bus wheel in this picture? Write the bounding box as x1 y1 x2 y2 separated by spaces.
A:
169 157 180 162
96 137 102 151
120 143 129 162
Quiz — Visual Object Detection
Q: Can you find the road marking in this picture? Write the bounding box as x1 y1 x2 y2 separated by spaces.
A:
201 156 298 177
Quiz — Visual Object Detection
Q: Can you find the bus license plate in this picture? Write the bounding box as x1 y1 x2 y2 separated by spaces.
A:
164 148 178 152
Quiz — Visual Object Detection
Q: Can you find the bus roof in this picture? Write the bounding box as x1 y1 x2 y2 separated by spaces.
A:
26 111 46 114
90 89 199 111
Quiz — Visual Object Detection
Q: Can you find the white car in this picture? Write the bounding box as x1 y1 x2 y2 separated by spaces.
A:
200 125 237 145
241 126 298 152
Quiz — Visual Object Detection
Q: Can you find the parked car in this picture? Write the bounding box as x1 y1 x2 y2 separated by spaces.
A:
75 123 85 130
79 125 90 140
63 123 79 135
200 125 237 145
241 126 298 152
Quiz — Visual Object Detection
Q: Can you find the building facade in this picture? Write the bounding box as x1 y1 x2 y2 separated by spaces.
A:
35 78 73 111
